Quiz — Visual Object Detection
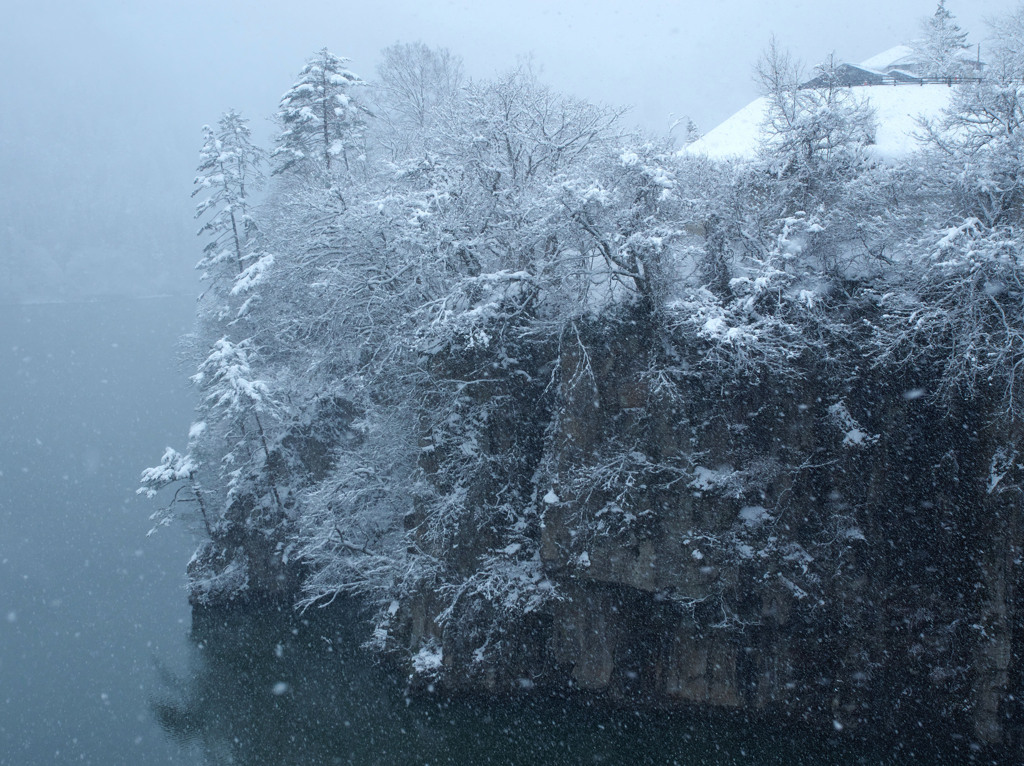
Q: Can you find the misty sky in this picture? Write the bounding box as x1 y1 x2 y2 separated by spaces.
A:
1 0 1019 301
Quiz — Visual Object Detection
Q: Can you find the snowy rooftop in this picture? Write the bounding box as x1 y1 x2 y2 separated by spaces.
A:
683 46 958 161
858 45 916 71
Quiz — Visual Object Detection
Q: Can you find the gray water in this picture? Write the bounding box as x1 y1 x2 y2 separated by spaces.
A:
158 605 895 766
0 297 196 765
0 298 969 765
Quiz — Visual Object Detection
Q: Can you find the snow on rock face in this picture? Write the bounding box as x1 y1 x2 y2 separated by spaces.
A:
828 401 879 448
412 643 443 675
683 84 952 161
739 505 771 527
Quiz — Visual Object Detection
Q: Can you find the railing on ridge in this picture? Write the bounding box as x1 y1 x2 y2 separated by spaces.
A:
800 74 985 90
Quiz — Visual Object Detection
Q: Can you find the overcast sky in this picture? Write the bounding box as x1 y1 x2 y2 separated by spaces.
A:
1 0 1019 300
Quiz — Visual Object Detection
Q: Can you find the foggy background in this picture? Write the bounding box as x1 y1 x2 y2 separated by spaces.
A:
1 0 1018 304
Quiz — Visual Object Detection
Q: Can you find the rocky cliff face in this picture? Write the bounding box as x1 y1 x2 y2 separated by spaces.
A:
392 311 1024 753
187 308 1023 755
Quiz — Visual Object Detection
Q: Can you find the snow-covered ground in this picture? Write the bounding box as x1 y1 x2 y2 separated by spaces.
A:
683 83 952 161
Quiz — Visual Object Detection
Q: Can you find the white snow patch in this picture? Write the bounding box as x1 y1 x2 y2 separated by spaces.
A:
739 505 771 527
689 465 738 494
778 574 809 600
231 253 275 296
271 681 289 695
702 316 726 336
828 401 879 448
843 429 871 446
412 643 443 675
988 448 1015 495
543 489 560 505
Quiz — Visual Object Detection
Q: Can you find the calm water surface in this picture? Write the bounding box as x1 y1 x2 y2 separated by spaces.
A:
0 298 973 765
0 297 195 765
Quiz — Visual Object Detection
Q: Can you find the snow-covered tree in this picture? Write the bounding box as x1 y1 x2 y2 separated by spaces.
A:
372 42 463 160
142 114 269 542
285 66 643 655
756 45 876 210
560 140 685 310
138 429 212 538
192 337 279 495
665 42 881 390
988 4 1024 75
876 12 1024 421
913 0 971 79
377 42 462 127
193 110 264 281
273 48 368 176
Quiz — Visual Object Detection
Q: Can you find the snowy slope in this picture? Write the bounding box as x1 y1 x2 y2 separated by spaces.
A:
684 96 771 161
683 84 952 161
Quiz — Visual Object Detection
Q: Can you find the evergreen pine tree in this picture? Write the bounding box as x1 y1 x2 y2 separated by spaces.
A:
272 48 368 176
193 110 264 284
914 0 970 78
